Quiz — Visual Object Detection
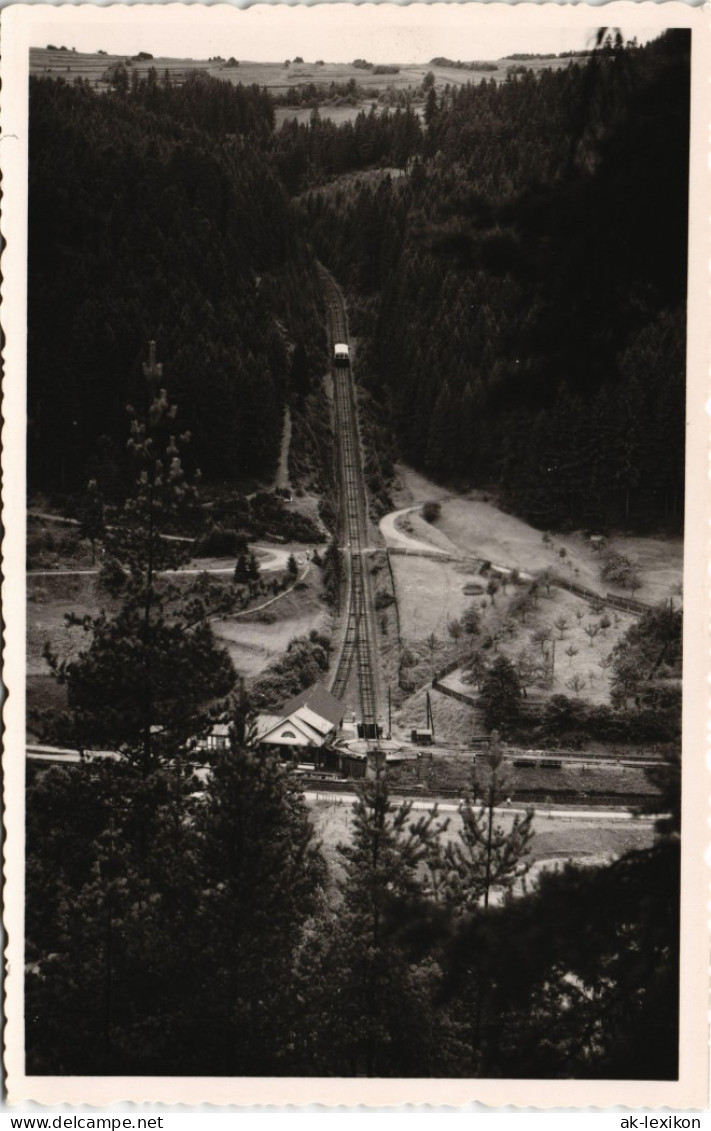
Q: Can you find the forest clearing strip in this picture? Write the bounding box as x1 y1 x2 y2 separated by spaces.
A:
322 266 383 726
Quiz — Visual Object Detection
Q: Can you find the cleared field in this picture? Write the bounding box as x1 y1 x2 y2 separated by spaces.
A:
605 534 683 606
275 104 377 128
27 574 103 731
390 464 683 608
29 49 580 95
27 574 107 676
389 556 633 707
442 585 634 707
212 578 330 679
213 612 327 678
26 543 329 734
393 684 482 745
381 466 682 743
384 507 462 556
390 556 473 640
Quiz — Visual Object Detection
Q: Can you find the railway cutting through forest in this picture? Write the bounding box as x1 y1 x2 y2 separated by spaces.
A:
321 267 383 740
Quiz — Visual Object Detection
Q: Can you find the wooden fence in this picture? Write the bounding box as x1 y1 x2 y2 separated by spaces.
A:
551 573 650 615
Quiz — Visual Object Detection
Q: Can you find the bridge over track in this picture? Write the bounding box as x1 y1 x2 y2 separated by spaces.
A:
321 267 383 737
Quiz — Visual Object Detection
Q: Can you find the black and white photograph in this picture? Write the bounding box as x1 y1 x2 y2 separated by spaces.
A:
2 0 708 1109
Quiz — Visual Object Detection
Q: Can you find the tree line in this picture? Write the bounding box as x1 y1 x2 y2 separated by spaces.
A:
28 73 328 498
29 34 688 535
27 727 679 1078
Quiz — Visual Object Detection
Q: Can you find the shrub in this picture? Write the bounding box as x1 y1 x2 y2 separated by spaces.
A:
318 498 337 532
421 501 441 524
197 529 243 557
27 529 56 558
600 550 641 590
461 607 482 635
97 556 126 596
309 629 330 651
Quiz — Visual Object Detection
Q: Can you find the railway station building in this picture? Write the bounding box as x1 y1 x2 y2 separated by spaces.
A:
253 683 345 766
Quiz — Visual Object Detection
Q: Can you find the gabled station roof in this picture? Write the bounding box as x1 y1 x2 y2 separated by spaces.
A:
280 684 345 729
253 684 346 750
256 711 326 748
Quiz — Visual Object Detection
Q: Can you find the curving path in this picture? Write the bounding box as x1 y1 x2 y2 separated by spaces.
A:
379 507 454 556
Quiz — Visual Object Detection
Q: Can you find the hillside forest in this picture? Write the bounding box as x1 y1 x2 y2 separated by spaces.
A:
24 31 688 1082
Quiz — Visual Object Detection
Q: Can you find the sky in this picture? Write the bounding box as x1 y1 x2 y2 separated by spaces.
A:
25 4 663 65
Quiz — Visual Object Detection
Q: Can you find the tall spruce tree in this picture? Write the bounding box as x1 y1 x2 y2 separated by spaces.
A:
173 737 327 1076
423 737 535 1075
479 655 523 732
42 346 237 773
26 727 328 1075
297 777 447 1077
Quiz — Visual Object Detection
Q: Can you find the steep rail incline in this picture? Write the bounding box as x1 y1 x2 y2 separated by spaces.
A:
321 269 382 736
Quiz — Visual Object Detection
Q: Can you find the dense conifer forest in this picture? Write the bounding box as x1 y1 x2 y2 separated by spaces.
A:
301 32 689 531
28 73 328 494
25 32 688 1081
30 33 688 532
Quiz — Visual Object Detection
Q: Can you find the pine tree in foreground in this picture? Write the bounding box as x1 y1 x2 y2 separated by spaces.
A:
423 735 535 1075
41 349 238 773
26 731 328 1076
428 732 534 914
294 776 448 1077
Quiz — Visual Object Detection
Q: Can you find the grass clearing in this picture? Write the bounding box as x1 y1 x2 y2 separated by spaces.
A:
275 104 378 128
27 574 107 676
391 464 683 607
212 572 331 681
394 686 481 744
390 557 633 712
384 464 682 743
440 585 634 707
391 556 474 640
393 508 462 556
26 542 331 733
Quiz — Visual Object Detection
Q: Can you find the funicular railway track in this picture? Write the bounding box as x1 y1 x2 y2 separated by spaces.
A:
321 267 382 736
